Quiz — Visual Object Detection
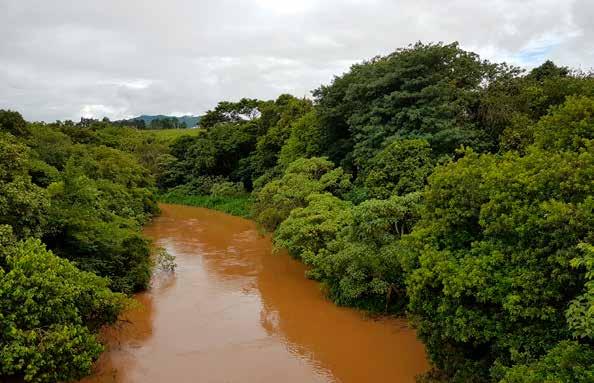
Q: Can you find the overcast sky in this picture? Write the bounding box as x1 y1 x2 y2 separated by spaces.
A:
1 0 592 122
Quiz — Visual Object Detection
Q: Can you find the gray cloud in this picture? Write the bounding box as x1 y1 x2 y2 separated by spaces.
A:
0 0 591 121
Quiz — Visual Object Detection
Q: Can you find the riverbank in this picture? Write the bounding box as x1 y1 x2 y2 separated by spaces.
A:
158 191 252 218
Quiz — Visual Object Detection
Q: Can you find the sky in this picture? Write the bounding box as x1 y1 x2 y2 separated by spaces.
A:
1 0 592 122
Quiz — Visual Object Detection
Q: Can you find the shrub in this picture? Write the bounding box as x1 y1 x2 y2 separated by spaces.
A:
168 175 229 196
253 157 351 231
210 181 245 198
0 238 129 383
309 193 422 311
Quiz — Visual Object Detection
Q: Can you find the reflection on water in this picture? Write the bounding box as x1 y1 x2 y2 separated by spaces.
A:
79 204 428 383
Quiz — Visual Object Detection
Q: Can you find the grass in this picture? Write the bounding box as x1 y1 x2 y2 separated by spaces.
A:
158 192 252 218
144 128 205 144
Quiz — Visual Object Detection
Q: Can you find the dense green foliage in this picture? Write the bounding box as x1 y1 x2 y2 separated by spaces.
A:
407 144 592 380
0 112 163 381
3 41 593 382
0 232 129 383
313 42 512 169
152 42 593 382
499 341 594 383
253 157 351 231
363 138 433 199
200 98 261 129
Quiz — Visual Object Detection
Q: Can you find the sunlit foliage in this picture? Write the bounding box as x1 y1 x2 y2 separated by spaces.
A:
253 157 351 231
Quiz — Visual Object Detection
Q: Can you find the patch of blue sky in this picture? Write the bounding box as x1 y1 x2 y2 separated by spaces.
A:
511 33 570 67
514 45 554 66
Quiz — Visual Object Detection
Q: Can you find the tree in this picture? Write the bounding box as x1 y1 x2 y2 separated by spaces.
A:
485 62 594 154
0 109 161 382
274 193 353 260
161 121 258 189
26 123 73 168
250 95 313 179
44 160 153 293
566 243 594 340
278 111 327 167
525 60 570 83
313 42 509 171
499 341 594 383
200 98 262 129
407 140 593 381
308 193 422 311
533 96 594 152
0 110 29 137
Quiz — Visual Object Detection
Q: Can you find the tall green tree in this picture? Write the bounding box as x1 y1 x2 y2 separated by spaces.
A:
0 110 29 137
406 96 594 381
313 42 511 172
200 98 262 129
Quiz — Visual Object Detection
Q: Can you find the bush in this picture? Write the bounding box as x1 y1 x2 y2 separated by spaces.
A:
274 193 353 259
498 341 594 383
0 238 129 383
253 157 351 231
210 181 245 198
168 175 229 196
308 193 422 311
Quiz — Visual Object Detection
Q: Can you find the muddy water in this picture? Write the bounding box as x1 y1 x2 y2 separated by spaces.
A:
80 204 428 383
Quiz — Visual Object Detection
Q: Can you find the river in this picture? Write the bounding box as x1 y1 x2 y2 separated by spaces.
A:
79 203 428 383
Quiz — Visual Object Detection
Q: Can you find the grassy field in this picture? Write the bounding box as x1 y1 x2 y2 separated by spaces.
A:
158 192 252 218
145 128 204 144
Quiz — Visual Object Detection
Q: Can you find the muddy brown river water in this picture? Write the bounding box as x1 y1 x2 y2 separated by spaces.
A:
79 203 428 383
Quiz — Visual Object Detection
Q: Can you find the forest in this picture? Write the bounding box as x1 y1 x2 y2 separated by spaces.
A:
1 42 593 382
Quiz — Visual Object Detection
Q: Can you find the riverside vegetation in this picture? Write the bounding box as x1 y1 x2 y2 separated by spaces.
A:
0 42 593 382
0 116 161 382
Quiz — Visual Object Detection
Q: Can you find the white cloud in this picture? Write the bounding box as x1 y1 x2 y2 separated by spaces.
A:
99 79 154 90
0 0 592 121
80 104 125 119
253 0 317 14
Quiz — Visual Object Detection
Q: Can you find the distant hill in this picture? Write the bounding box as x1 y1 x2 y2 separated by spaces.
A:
130 115 201 128
114 114 202 129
